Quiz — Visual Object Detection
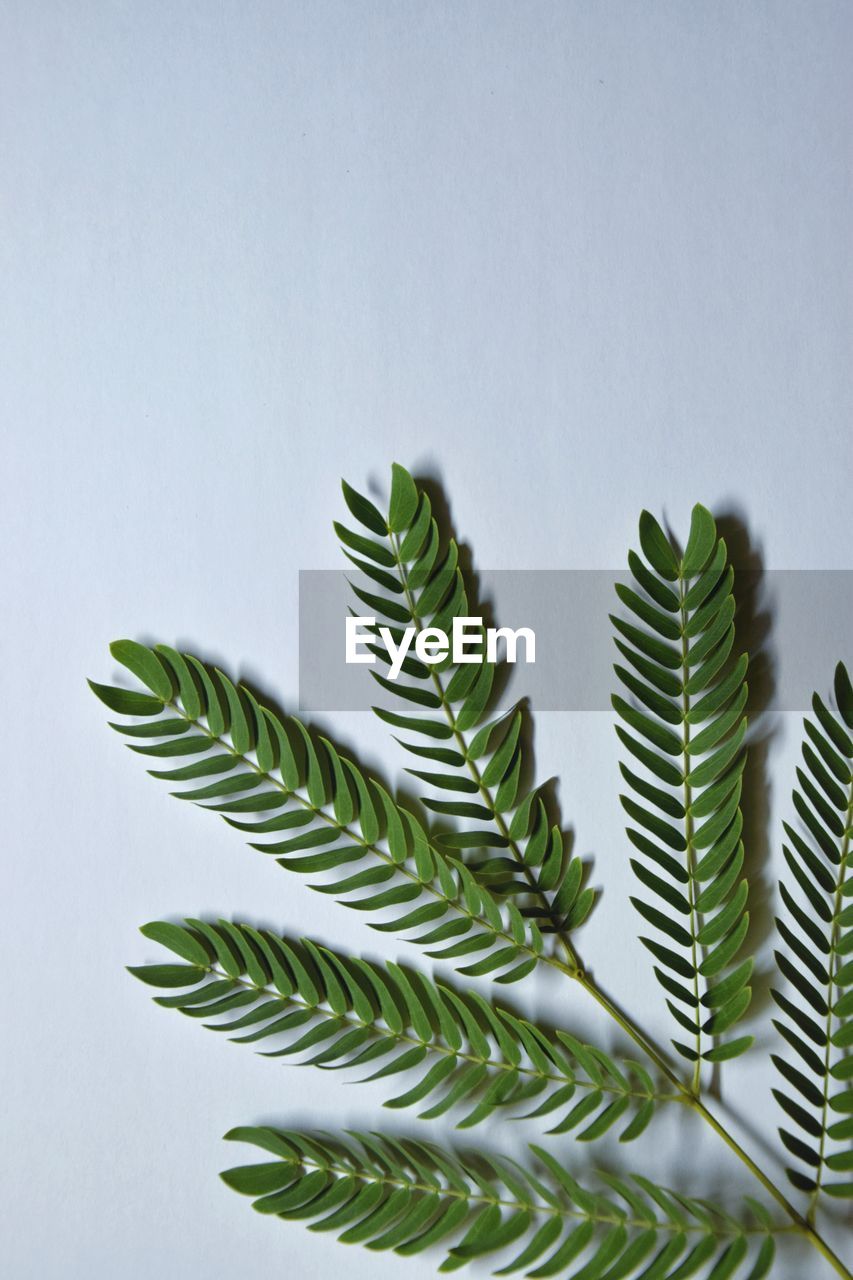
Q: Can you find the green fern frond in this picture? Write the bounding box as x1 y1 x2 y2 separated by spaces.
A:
611 505 753 1078
220 1126 776 1277
772 661 853 1207
91 640 554 985
130 918 669 1139
338 465 592 960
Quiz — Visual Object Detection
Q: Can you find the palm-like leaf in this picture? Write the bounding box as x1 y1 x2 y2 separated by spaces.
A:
221 1127 776 1278
611 505 753 1078
91 640 555 985
131 918 668 1139
772 662 853 1207
337 464 592 965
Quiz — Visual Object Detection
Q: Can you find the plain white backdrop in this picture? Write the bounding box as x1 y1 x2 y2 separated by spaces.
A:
2 3 851 1277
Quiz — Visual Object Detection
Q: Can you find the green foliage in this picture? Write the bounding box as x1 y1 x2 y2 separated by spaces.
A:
612 506 753 1070
131 918 665 1138
220 1127 776 1278
772 662 853 1203
91 464 853 1280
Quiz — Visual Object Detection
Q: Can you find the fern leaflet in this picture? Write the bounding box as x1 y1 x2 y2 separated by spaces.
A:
772 662 853 1209
132 918 669 1139
612 505 753 1082
221 1127 777 1278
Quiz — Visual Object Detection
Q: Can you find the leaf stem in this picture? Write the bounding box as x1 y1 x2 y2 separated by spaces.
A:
692 1093 852 1279
574 971 852 1277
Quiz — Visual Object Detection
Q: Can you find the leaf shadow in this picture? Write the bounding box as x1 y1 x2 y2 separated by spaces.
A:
712 509 778 1090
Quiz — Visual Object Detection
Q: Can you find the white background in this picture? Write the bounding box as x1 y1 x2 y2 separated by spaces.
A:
2 3 851 1277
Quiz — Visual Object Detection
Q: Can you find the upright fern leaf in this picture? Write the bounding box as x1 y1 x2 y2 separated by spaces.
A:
337 464 592 966
772 662 853 1206
612 505 753 1078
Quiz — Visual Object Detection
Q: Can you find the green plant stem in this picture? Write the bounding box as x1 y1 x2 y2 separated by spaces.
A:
695 1092 852 1279
598 973 853 1278
575 973 852 1278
